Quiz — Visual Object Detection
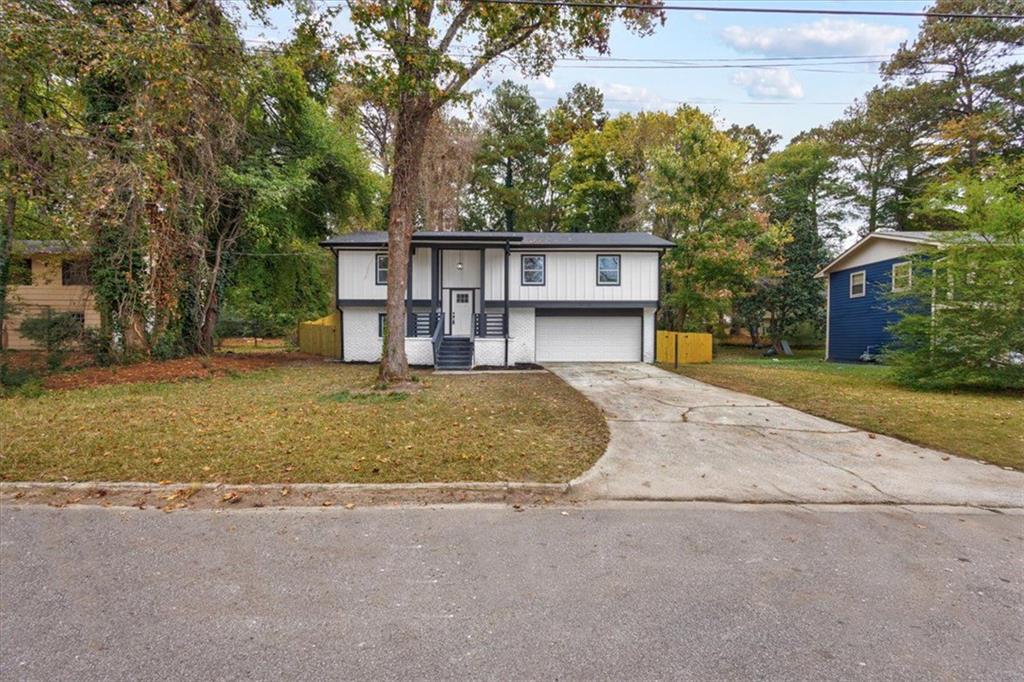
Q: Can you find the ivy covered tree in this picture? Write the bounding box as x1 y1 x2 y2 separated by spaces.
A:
341 0 664 383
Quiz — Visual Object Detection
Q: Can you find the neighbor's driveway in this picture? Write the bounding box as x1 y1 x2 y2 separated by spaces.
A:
548 363 1024 507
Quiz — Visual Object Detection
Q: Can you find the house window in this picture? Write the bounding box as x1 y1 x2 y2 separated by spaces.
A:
892 262 912 292
597 254 621 286
521 255 545 286
61 259 91 286
849 270 866 298
378 312 387 338
375 253 388 286
455 292 469 303
11 258 32 285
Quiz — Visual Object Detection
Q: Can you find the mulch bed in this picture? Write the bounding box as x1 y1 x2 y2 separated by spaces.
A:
41 352 322 391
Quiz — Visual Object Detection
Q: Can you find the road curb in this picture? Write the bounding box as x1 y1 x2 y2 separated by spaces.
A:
0 479 569 502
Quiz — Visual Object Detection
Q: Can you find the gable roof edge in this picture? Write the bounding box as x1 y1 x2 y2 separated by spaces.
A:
814 232 942 278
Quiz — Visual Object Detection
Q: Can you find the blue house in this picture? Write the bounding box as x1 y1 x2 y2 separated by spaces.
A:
815 231 943 362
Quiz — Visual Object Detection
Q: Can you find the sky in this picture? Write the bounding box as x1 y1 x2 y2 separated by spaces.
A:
237 1 932 144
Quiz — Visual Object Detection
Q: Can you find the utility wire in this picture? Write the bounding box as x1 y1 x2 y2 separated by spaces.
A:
474 0 1024 20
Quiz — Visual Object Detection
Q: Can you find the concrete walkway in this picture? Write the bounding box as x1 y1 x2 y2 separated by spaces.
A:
548 363 1024 507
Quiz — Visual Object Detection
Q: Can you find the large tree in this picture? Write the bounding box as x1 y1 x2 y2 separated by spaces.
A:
341 0 664 383
419 113 479 232
552 109 679 233
737 139 842 346
638 108 786 330
883 0 1024 168
462 80 547 232
543 82 608 229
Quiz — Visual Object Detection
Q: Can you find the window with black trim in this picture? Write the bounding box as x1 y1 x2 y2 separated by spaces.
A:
11 258 32 285
597 254 621 286
849 270 866 298
375 253 388 286
378 312 387 338
62 259 91 286
521 255 545 286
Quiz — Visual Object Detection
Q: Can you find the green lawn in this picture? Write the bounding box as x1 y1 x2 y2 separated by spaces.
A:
0 363 608 484
668 346 1024 470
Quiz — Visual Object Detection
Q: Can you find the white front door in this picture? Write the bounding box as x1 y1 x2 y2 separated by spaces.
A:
450 290 473 336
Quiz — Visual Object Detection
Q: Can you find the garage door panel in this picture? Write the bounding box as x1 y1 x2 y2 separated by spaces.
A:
536 314 641 362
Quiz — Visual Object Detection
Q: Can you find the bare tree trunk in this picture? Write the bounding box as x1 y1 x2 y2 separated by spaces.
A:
380 96 432 384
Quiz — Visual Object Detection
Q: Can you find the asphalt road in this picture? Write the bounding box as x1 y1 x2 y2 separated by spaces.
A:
2 503 1022 681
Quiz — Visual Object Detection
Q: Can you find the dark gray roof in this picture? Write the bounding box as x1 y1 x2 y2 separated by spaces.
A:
12 239 89 255
320 231 673 249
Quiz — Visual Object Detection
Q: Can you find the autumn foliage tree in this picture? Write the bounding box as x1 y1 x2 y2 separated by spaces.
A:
341 0 664 383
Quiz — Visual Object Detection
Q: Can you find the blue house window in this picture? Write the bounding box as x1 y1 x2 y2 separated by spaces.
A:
375 253 388 286
849 270 866 298
892 262 912 292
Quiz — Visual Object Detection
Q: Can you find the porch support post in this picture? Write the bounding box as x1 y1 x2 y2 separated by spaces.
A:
503 243 510 367
406 247 414 336
478 247 486 337
431 246 440 333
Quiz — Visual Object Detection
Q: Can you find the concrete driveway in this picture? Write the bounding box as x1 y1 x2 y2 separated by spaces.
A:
548 363 1024 507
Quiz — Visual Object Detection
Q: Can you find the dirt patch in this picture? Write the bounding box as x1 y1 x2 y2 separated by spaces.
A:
41 352 322 391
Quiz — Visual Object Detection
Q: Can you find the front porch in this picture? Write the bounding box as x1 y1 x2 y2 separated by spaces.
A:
399 235 519 369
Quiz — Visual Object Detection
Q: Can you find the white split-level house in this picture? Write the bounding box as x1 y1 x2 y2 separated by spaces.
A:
320 231 673 369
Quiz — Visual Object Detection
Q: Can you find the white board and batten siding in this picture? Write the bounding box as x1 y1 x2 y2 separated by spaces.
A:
508 251 658 302
334 244 660 365
336 248 434 301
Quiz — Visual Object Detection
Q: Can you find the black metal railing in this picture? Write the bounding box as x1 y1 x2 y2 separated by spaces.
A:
430 310 444 364
474 312 507 337
407 312 436 337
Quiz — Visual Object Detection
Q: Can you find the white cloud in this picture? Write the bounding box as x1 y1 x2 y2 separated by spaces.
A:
535 74 557 92
731 68 804 100
601 82 665 109
721 19 908 56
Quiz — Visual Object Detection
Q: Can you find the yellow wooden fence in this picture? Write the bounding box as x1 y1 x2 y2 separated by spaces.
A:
655 331 713 366
297 312 340 358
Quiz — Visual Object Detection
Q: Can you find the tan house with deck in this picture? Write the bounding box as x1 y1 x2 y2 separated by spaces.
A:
2 240 99 350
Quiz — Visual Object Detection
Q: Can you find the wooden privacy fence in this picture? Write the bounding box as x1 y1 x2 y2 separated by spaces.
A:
656 331 713 366
297 312 340 358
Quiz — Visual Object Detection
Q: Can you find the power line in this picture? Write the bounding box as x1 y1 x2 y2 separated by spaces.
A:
474 0 1024 20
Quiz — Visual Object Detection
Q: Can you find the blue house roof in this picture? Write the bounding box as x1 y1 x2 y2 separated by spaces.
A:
815 232 944 278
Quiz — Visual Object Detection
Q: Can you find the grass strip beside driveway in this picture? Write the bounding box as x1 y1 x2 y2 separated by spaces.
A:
669 348 1023 470
0 364 608 484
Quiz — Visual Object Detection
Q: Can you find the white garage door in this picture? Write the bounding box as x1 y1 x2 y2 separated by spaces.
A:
535 313 642 362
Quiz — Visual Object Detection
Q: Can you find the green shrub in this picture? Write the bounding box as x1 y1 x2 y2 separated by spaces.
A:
887 161 1024 391
18 309 84 370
